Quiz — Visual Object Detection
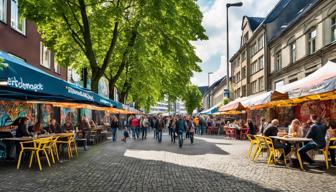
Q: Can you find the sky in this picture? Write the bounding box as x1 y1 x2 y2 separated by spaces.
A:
191 0 279 86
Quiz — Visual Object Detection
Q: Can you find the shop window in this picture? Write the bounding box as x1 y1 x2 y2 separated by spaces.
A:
40 42 51 69
11 0 26 34
289 42 296 64
0 0 6 22
307 27 316 55
331 17 336 42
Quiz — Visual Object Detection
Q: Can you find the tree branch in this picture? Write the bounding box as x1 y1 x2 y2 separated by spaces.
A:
61 13 86 53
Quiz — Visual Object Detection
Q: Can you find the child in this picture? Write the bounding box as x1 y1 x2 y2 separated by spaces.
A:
121 127 129 143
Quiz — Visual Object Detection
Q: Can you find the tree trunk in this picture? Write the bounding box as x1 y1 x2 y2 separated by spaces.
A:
91 76 100 93
108 80 115 100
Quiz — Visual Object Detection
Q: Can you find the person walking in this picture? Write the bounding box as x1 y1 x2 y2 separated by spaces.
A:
157 116 164 143
130 116 138 139
141 116 149 140
176 115 186 148
111 116 119 142
186 117 195 144
199 116 206 135
170 117 177 143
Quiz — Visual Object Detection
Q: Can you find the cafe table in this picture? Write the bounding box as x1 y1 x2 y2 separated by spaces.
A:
270 136 312 170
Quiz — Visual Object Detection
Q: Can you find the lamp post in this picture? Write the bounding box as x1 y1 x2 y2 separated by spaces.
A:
226 2 243 98
208 72 213 109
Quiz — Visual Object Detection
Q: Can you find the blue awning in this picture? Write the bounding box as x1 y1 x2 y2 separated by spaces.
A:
0 51 122 108
200 105 219 115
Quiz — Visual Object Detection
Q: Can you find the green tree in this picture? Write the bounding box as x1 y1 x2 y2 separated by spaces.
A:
182 84 202 115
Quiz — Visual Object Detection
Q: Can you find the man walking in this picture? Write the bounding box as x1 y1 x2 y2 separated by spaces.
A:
176 115 186 148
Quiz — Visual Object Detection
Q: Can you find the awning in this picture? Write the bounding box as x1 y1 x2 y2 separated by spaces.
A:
241 91 288 108
200 103 220 115
219 97 247 112
277 61 336 98
0 51 122 108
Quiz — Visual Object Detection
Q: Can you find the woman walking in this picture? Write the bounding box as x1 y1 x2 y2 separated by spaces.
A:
111 116 119 142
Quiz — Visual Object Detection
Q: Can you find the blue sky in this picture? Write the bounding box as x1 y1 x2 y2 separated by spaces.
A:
192 0 279 86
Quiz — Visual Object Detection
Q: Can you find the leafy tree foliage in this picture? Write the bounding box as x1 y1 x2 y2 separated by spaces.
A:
182 84 202 115
20 0 207 109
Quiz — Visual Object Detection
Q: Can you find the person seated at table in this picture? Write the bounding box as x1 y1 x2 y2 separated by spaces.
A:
15 117 32 137
288 119 303 137
62 121 74 133
327 121 336 167
89 120 97 130
48 119 62 133
263 119 291 160
299 114 327 167
32 121 46 135
247 119 256 135
79 116 91 140
301 120 312 137
259 118 268 135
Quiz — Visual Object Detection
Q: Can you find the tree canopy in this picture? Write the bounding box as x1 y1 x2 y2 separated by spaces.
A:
20 0 207 109
182 84 202 115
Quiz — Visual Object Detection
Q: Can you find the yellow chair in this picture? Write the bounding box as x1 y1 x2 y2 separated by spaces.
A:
17 138 52 171
56 133 78 159
321 137 336 170
247 134 257 159
264 136 287 165
252 135 267 161
44 136 58 164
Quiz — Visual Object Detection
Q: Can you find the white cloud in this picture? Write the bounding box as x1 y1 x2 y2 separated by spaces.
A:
192 0 279 86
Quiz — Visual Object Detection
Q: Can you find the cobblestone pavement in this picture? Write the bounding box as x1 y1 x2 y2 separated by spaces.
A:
0 131 335 192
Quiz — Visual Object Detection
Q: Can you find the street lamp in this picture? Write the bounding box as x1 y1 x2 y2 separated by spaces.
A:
208 72 213 109
226 2 243 98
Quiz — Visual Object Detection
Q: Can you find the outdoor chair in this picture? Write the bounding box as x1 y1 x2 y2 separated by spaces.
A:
264 136 287 165
17 138 52 171
320 137 336 170
247 134 257 159
253 135 267 161
240 128 249 140
56 133 78 159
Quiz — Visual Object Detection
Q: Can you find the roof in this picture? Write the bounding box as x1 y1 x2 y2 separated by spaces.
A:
198 86 209 96
246 17 265 32
264 0 319 43
205 76 227 94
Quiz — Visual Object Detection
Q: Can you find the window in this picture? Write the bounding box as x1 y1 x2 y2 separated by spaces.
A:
243 33 249 44
242 85 246 97
54 58 61 74
241 67 246 79
0 0 6 22
307 27 316 54
251 42 257 56
305 70 316 77
258 77 264 91
251 81 258 94
258 56 264 70
275 50 282 71
289 42 296 63
241 51 246 61
275 80 284 89
40 42 51 69
251 61 258 74
11 0 26 34
237 88 241 98
289 78 298 83
331 17 336 42
236 72 241 82
258 35 264 50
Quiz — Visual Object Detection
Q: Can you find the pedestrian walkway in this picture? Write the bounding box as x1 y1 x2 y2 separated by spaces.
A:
0 133 335 191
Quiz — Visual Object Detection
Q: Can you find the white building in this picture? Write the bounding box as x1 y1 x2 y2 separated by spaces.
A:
149 98 187 115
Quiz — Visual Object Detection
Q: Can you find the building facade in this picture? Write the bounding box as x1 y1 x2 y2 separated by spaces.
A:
0 0 67 80
202 76 227 110
149 98 187 115
231 16 265 99
267 0 336 90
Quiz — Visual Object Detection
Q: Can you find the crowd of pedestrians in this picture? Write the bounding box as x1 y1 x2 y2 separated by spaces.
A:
112 114 209 148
